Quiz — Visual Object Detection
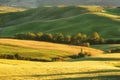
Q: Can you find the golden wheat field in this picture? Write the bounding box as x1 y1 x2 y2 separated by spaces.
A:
0 53 120 80
0 39 103 55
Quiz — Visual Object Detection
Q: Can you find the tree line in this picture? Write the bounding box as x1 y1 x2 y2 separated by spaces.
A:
14 32 106 47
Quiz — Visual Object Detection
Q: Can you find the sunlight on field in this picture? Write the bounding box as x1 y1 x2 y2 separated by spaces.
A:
76 6 120 20
0 6 25 14
93 12 120 21
0 53 119 80
77 5 104 12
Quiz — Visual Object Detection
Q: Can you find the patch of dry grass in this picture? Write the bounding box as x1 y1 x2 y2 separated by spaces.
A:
93 12 120 21
77 5 104 12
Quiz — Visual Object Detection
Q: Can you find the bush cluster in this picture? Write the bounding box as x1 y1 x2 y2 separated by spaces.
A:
78 49 91 57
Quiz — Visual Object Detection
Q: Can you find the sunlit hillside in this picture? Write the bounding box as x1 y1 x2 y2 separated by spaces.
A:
0 39 103 61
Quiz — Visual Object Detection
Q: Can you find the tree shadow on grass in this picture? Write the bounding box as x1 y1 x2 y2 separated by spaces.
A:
1 69 119 78
58 75 120 80
68 57 120 62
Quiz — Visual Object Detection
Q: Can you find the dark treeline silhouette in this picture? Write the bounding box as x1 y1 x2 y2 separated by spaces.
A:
14 32 107 46
0 53 51 62
0 49 92 62
106 39 120 44
107 48 120 53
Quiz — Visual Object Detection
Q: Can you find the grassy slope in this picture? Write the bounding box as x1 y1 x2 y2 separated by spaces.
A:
106 7 120 16
0 6 120 39
0 7 88 27
92 44 120 51
0 53 119 80
0 6 25 14
1 13 120 38
0 39 103 61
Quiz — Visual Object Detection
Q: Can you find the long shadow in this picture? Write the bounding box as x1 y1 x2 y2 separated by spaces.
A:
58 75 120 80
68 57 120 62
0 69 120 78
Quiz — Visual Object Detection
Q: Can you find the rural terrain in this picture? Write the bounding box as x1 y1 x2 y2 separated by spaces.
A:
0 53 119 80
0 1 120 80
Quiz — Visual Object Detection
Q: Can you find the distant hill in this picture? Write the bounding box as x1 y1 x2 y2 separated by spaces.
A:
0 0 120 8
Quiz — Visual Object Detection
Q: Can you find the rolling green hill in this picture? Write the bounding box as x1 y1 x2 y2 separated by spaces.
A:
0 7 89 27
0 6 120 39
106 7 120 16
92 44 120 51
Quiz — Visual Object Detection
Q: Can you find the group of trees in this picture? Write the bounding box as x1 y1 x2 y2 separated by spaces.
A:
14 32 105 46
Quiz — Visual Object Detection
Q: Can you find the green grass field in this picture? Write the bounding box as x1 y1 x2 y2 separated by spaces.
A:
92 44 120 51
0 6 120 39
0 7 89 27
0 53 119 80
106 7 120 16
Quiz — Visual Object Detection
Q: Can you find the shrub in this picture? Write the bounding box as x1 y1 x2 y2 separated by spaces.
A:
82 42 90 47
0 54 16 59
78 49 91 57
0 53 51 62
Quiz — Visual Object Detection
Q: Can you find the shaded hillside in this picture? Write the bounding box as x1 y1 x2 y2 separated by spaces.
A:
0 7 89 27
106 7 120 16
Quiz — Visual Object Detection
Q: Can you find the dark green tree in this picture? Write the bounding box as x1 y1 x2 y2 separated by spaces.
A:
89 32 100 44
26 32 36 40
99 37 105 44
71 33 82 45
64 35 71 44
41 33 53 41
53 33 64 43
0 18 3 27
35 32 43 40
